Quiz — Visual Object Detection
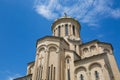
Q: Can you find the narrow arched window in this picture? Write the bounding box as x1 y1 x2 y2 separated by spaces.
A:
83 48 89 53
54 67 56 80
95 71 99 80
75 45 76 51
66 57 71 80
90 45 96 52
51 65 53 80
48 67 50 80
67 59 69 64
58 26 61 36
80 74 84 80
68 69 70 80
65 24 68 36
73 25 75 36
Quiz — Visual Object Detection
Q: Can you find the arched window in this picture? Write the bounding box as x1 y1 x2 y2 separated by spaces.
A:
67 59 69 64
95 71 99 80
49 46 57 52
75 45 76 51
90 45 96 52
51 65 53 80
73 25 75 36
66 56 70 64
66 56 71 80
54 67 56 80
80 74 84 80
58 26 61 36
68 69 70 80
48 67 50 80
83 48 89 53
65 24 68 36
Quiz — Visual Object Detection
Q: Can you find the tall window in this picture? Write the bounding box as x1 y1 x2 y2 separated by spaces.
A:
73 25 75 36
54 67 56 80
65 24 68 36
74 45 76 51
67 59 69 64
51 65 53 80
66 57 71 80
68 69 70 80
58 26 61 36
80 74 84 80
48 67 50 80
95 71 99 80
54 30 55 36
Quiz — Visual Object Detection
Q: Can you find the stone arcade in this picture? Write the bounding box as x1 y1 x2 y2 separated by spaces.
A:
14 16 120 80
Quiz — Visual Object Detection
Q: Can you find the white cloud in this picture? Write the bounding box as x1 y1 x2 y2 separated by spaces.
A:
34 0 120 26
96 34 105 39
7 74 21 80
0 70 21 80
111 9 120 19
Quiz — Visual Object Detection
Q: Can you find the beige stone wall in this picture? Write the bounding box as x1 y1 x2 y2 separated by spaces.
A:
74 54 109 80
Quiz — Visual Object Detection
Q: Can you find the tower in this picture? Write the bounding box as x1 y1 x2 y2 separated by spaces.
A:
52 16 82 55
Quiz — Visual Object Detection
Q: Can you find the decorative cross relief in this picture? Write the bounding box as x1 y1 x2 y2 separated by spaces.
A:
39 54 45 65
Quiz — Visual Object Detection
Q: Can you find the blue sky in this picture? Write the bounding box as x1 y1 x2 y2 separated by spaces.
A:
0 0 120 80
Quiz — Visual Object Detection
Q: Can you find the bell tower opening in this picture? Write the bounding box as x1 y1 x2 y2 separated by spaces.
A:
65 24 68 36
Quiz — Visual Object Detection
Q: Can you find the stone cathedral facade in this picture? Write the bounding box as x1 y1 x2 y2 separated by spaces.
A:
14 16 120 80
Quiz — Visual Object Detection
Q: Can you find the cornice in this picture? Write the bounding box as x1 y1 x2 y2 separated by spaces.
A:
36 36 69 47
74 52 107 63
80 39 113 50
51 17 81 30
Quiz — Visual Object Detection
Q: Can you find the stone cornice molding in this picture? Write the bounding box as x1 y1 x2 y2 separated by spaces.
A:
51 17 81 31
36 36 69 47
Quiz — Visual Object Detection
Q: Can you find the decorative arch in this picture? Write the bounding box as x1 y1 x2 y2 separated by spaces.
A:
48 44 58 52
75 66 87 80
90 45 96 52
65 55 71 65
83 48 89 53
65 55 71 59
37 45 46 53
49 47 57 52
75 66 87 74
89 62 102 70
104 48 110 53
89 63 104 80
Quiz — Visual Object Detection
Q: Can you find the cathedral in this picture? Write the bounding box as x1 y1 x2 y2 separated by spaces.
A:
14 16 120 80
